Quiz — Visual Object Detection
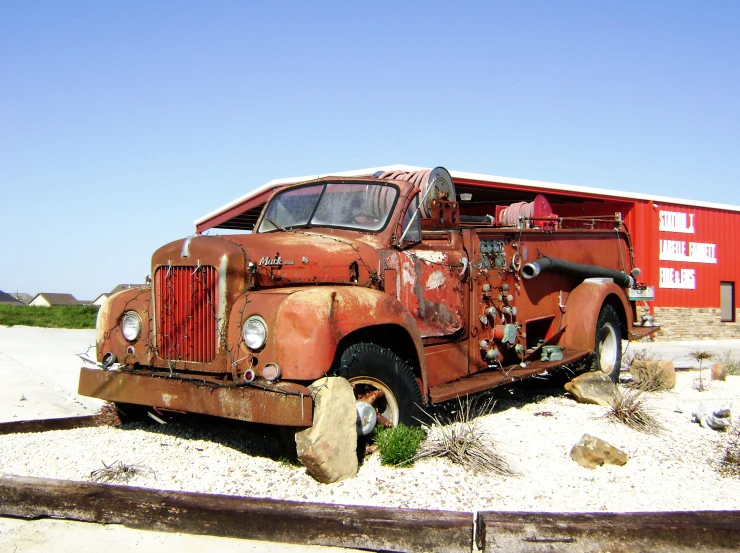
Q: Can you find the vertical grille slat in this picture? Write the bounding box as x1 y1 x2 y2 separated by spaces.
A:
155 266 218 363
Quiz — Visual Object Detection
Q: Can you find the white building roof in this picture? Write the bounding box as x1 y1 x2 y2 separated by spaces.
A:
195 164 740 229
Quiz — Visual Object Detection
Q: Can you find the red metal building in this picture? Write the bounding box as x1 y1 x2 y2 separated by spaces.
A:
195 165 740 340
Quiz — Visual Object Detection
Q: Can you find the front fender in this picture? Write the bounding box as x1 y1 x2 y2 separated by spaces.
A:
95 286 152 364
559 280 631 352
271 287 426 381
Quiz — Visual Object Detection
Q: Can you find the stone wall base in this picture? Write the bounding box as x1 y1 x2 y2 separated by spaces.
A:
643 307 740 341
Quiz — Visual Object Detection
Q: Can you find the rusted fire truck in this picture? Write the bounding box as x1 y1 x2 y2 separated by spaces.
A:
79 167 657 433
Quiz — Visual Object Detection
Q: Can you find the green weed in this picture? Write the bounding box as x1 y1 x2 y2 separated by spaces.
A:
373 424 425 467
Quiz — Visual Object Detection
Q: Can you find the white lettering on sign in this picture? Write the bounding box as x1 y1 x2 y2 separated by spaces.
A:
659 267 696 289
659 240 717 264
659 210 695 233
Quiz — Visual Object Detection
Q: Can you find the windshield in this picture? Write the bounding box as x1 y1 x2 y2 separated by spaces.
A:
258 182 398 233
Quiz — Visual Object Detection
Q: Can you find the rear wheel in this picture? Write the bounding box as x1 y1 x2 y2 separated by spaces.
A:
335 343 423 428
592 304 622 383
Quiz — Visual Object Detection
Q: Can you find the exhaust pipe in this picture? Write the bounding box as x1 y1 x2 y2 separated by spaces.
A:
522 257 633 288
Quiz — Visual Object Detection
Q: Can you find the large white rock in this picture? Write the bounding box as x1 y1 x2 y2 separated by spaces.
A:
295 376 358 484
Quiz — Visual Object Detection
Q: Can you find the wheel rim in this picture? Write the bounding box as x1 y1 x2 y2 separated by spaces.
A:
598 323 619 374
348 376 399 427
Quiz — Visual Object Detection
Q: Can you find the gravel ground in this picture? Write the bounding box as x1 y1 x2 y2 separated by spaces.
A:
2 370 739 513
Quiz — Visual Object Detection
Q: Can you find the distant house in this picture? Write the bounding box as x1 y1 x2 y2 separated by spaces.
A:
93 284 147 307
10 293 33 304
29 293 80 307
0 290 25 306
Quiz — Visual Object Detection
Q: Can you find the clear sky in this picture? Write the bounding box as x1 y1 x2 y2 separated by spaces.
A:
2 1 739 301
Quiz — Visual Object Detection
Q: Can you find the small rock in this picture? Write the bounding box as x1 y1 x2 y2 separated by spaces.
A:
711 363 727 381
631 360 676 390
570 434 628 469
295 376 358 484
564 372 617 407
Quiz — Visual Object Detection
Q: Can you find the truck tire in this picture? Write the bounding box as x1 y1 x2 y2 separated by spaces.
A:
592 304 622 383
335 343 423 427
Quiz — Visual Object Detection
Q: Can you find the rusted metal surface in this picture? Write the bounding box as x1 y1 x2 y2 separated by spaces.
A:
0 475 474 553
270 286 427 382
559 279 633 352
429 348 590 403
81 172 657 426
630 325 660 340
155 264 219 363
78 367 312 427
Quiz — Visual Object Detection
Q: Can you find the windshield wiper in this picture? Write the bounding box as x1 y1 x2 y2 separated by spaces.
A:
263 217 287 232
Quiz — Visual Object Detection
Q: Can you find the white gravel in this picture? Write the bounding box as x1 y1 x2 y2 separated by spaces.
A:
2 370 740 513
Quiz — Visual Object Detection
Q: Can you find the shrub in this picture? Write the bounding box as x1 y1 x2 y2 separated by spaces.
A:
605 388 665 434
690 350 715 392
723 352 740 377
621 346 654 372
414 397 517 476
627 361 673 392
373 424 425 467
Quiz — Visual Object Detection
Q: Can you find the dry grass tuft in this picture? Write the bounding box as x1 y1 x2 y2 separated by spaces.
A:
89 460 154 483
626 362 673 393
719 424 740 478
605 388 665 434
621 346 654 371
723 352 740 377
414 397 518 476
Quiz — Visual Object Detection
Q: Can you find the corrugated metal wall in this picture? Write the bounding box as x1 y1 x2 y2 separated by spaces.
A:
631 201 739 309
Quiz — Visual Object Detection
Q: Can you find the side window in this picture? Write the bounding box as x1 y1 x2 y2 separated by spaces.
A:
400 196 421 243
721 282 735 322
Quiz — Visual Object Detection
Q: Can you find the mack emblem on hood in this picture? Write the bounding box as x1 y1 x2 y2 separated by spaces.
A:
260 256 295 266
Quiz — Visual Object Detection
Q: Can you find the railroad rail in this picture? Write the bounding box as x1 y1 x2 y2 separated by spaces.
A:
1 417 739 552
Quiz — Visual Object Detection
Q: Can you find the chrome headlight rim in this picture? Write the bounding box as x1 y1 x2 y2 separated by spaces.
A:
243 315 268 351
121 311 142 342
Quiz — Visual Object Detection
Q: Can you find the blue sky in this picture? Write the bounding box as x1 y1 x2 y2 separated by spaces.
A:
2 1 739 300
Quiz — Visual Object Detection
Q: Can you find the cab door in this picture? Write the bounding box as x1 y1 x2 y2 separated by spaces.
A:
398 232 467 338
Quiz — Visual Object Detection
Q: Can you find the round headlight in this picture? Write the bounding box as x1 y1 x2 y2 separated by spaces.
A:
121 312 142 342
243 315 267 351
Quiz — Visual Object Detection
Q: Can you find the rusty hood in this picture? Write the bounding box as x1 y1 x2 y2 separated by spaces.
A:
152 231 382 290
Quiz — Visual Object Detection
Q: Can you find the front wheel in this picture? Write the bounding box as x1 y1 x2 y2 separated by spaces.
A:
335 343 423 428
592 304 622 383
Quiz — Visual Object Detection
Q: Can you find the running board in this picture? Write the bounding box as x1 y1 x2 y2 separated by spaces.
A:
428 348 591 403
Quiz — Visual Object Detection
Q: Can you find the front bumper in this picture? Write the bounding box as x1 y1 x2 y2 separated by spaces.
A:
78 367 313 427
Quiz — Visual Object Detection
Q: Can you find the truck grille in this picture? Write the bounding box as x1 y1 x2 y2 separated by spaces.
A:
155 265 218 363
